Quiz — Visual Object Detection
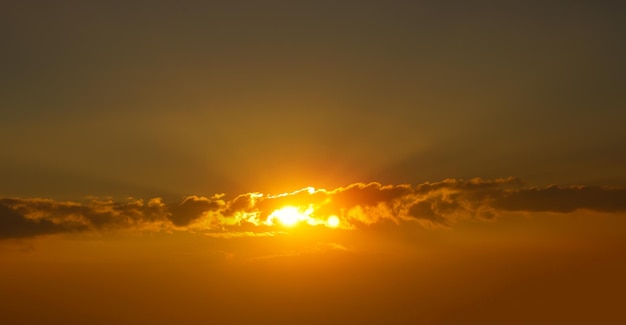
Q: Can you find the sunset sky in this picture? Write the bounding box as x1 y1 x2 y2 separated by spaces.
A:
2 1 626 324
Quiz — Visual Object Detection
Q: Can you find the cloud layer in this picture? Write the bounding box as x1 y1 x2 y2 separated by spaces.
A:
2 178 626 239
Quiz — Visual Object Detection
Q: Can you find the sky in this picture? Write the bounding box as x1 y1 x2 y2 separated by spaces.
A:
1 0 626 324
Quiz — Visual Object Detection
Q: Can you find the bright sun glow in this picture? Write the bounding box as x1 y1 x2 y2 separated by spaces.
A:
327 215 340 228
269 206 308 227
267 205 339 228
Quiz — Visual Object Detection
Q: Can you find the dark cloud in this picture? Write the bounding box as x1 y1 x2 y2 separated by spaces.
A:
0 203 85 238
168 195 224 226
223 193 259 217
1 178 625 239
0 197 170 239
407 200 448 225
329 182 413 209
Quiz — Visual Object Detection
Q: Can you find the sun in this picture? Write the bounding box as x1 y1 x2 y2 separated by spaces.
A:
267 205 340 228
327 215 340 228
269 206 308 227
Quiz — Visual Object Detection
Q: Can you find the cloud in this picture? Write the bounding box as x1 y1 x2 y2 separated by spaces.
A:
168 195 224 226
0 197 170 239
0 203 85 238
1 178 625 239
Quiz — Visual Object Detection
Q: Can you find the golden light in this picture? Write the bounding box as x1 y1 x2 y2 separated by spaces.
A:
269 206 308 227
327 215 340 228
267 203 341 229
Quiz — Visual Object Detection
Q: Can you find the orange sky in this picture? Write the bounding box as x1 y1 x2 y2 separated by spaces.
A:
1 0 626 323
2 180 626 323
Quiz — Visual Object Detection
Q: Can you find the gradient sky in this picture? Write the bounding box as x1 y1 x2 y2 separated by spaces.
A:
2 1 626 324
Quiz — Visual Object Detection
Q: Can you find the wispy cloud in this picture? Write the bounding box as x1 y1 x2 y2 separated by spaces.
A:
1 178 625 239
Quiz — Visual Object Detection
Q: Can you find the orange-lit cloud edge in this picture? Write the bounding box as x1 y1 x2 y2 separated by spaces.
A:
1 177 626 240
